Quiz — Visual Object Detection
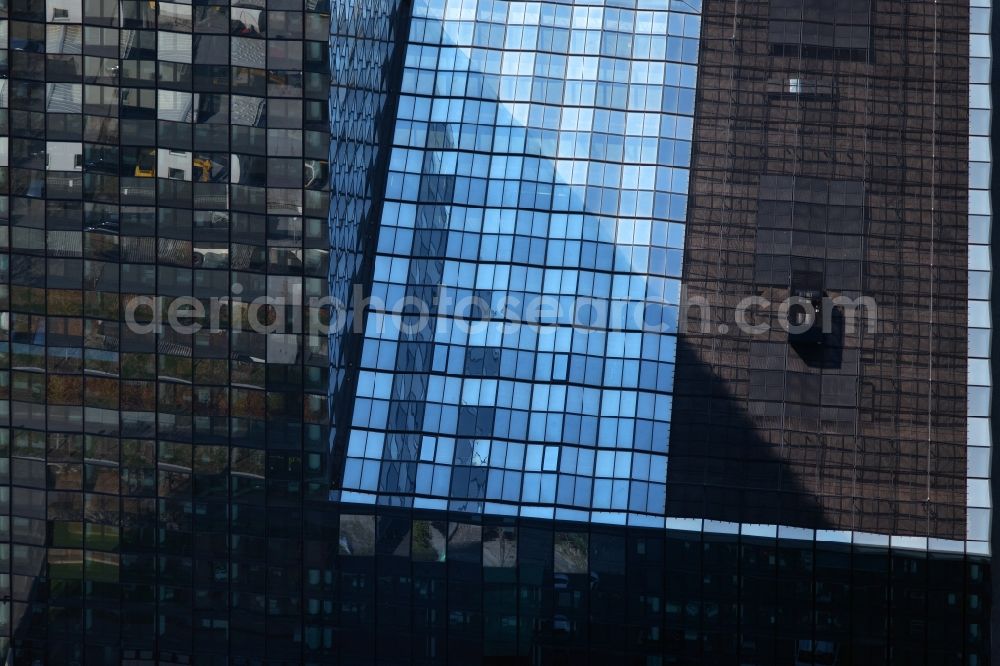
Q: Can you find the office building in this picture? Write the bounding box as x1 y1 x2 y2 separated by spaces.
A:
0 0 993 662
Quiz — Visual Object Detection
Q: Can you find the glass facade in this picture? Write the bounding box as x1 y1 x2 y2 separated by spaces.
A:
335 0 701 526
328 0 407 485
0 0 990 660
330 0 992 554
0 0 332 659
667 0 981 549
324 506 994 664
323 0 996 657
969 0 993 551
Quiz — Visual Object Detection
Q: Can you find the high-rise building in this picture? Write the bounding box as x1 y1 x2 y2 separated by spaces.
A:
0 0 995 662
0 0 334 659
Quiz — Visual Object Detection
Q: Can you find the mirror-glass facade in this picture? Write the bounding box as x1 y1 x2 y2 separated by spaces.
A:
335 0 701 526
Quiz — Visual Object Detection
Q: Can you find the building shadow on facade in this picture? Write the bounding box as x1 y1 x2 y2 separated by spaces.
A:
666 339 832 530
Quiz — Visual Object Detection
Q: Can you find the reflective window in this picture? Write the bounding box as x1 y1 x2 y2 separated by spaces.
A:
335 0 701 524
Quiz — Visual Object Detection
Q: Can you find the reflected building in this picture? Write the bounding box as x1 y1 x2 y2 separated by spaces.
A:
0 0 333 659
331 0 990 546
670 0 976 544
326 0 996 663
331 0 698 525
0 0 994 661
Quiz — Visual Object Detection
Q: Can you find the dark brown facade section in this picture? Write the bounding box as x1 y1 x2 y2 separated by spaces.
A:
668 0 969 538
